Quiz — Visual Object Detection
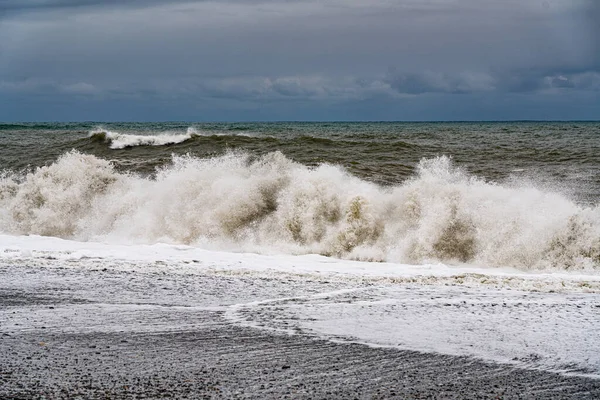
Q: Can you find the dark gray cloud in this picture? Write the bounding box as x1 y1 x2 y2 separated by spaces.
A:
0 0 598 121
383 70 496 95
377 67 600 96
3 68 597 104
497 69 600 93
0 0 290 14
0 0 177 12
590 0 600 64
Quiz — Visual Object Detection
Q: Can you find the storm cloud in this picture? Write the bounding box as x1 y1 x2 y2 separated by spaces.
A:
0 0 598 120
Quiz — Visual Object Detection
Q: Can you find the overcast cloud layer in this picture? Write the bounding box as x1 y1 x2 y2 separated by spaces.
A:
1 0 598 121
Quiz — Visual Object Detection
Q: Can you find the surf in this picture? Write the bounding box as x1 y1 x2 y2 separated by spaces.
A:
0 150 598 271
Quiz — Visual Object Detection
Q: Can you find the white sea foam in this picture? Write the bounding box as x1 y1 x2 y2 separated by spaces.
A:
0 150 598 271
1 234 599 293
89 127 200 149
224 286 600 377
2 234 598 377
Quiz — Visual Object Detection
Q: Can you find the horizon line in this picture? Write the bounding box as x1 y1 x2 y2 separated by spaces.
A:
2 119 600 124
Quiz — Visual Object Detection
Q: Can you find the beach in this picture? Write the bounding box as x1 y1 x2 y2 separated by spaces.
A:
1 237 600 399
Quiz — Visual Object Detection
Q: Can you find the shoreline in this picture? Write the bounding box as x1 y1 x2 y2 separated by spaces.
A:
1 261 599 399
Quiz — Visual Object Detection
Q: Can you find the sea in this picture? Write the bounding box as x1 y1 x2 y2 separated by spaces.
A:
1 121 598 270
1 121 600 378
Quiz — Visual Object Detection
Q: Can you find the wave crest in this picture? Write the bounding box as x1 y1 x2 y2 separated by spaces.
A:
1 151 598 271
89 127 201 149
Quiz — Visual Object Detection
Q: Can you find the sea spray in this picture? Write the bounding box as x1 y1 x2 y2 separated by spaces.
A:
0 150 598 271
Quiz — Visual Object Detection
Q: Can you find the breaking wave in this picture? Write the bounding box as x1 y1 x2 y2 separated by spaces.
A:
1 151 598 271
89 127 202 149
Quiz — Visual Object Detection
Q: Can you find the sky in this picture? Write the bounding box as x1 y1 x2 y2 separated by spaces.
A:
0 0 598 121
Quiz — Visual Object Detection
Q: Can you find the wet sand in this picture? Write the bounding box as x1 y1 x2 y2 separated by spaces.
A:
1 262 599 399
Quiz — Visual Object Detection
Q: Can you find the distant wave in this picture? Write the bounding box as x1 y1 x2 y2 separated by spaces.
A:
0 151 598 271
88 127 269 149
89 127 203 149
0 123 73 130
86 127 420 153
0 123 35 130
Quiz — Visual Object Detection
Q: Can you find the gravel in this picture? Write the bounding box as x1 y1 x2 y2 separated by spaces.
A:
1 261 599 399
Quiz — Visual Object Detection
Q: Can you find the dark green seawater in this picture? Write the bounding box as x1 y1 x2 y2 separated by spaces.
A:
1 121 599 202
